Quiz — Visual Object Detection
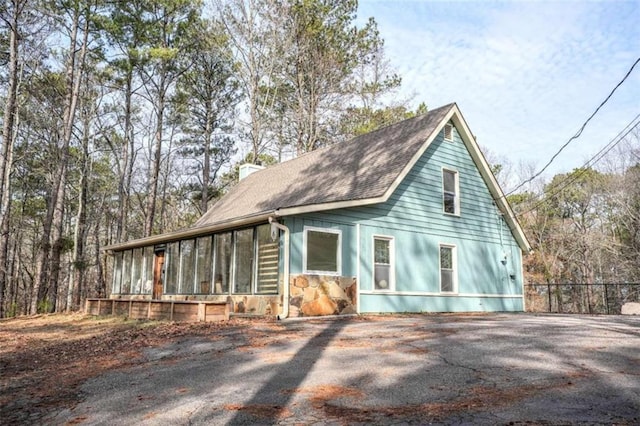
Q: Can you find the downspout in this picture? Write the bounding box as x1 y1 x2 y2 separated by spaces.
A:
269 216 290 320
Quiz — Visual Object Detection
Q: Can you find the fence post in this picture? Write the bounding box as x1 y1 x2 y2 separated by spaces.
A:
547 283 552 313
586 284 591 314
604 284 609 315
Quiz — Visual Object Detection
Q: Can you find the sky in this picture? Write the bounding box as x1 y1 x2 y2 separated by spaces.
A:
357 0 640 185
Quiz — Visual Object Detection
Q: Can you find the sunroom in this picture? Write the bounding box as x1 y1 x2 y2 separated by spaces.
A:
88 223 284 320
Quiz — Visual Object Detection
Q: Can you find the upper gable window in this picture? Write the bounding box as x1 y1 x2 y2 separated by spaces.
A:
444 123 453 141
442 168 460 215
304 227 341 275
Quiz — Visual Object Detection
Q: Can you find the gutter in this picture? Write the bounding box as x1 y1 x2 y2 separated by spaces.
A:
269 216 290 320
102 212 274 253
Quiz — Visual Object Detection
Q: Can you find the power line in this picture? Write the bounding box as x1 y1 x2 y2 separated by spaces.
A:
507 56 640 196
515 114 640 218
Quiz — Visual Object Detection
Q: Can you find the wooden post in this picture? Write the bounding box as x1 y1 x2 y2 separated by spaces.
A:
198 302 205 322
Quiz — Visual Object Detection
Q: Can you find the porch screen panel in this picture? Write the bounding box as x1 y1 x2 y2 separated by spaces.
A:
121 249 132 293
131 248 143 294
195 236 213 294
165 242 179 293
256 224 279 294
142 246 154 294
112 251 123 294
214 232 232 294
179 239 196 294
233 229 254 294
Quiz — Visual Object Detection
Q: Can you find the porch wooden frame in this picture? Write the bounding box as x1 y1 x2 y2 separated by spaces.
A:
85 298 230 322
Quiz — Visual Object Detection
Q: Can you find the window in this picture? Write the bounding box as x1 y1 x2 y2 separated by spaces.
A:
142 246 154 294
111 224 281 297
444 123 453 141
233 228 254 293
179 239 196 294
442 169 459 215
255 224 279 294
373 236 394 291
121 250 132 293
112 252 123 294
304 227 341 275
131 248 143 294
195 236 212 294
439 245 457 293
213 232 232 294
164 242 179 294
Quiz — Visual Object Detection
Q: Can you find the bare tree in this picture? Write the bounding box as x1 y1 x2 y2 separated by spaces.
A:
0 0 28 317
31 0 92 313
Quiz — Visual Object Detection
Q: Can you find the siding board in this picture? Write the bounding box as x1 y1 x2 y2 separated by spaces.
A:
289 123 524 312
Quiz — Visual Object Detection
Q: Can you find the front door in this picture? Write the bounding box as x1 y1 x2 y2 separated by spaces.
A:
153 250 165 299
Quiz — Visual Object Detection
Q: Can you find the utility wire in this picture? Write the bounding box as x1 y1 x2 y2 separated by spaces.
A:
515 114 640 218
507 56 640 196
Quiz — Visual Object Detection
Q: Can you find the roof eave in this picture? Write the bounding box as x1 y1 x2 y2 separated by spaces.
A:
449 107 532 253
278 103 532 252
102 212 274 253
275 195 387 217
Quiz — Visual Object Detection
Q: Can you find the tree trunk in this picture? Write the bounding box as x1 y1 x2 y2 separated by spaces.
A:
0 0 23 318
68 124 90 311
117 73 134 243
32 2 88 314
95 209 106 298
144 71 166 237
201 108 212 214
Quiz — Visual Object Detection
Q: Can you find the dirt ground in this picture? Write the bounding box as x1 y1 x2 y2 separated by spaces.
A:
2 313 639 425
0 313 259 425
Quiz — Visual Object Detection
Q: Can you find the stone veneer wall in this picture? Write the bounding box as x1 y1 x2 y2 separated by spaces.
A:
289 274 357 317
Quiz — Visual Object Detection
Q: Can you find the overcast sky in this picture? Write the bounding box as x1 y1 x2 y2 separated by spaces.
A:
357 0 640 183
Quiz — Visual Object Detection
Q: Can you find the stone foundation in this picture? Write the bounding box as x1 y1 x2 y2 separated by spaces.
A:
289 274 357 317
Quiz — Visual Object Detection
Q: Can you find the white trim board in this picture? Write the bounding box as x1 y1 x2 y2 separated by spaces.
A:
359 291 523 299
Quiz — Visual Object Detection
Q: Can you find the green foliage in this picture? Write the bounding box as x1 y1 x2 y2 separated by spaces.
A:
544 167 608 220
37 299 53 314
340 103 428 139
5 303 19 318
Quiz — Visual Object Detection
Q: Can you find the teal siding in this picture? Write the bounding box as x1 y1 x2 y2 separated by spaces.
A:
287 123 524 312
359 293 523 313
285 216 357 276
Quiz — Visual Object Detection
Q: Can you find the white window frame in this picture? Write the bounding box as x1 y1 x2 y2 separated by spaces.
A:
303 226 342 276
444 123 454 141
372 235 395 292
442 167 460 216
439 243 458 294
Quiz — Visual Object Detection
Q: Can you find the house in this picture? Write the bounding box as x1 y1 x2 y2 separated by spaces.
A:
99 103 531 319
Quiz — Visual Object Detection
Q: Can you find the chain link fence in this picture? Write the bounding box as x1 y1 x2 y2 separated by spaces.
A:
525 283 640 314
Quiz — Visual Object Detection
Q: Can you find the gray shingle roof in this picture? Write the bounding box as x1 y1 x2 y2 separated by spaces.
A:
195 103 456 227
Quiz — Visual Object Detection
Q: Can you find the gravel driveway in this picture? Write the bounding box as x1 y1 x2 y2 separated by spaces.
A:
49 313 640 425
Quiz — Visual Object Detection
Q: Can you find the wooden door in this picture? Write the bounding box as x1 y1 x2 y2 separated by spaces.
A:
153 250 165 299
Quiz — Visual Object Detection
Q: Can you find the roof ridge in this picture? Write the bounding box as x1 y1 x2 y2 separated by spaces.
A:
242 103 456 181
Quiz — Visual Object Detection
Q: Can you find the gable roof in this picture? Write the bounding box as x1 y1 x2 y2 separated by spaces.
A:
196 103 456 227
105 103 531 253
